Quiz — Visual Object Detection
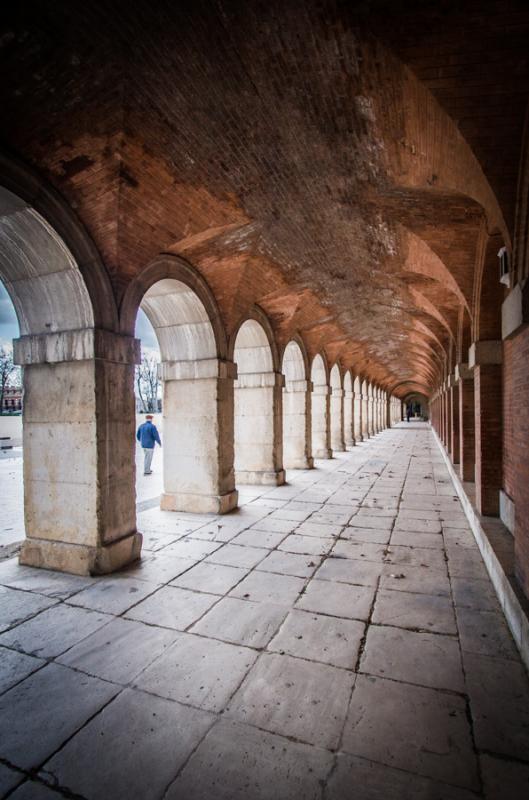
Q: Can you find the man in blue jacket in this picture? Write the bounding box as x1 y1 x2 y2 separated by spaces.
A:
136 415 162 475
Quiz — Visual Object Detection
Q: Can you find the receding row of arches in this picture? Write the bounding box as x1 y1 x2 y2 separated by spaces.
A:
0 170 402 576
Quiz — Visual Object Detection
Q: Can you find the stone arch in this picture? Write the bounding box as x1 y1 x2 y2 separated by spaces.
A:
281 338 313 470
0 157 139 575
120 254 228 360
0 150 117 334
343 370 355 447
330 363 345 452
232 311 284 485
310 353 332 459
122 255 237 515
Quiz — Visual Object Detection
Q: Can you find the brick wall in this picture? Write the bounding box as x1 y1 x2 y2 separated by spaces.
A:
503 340 515 499
512 326 529 597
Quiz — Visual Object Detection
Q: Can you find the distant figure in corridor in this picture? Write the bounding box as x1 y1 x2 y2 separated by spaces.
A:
136 414 162 475
406 404 412 423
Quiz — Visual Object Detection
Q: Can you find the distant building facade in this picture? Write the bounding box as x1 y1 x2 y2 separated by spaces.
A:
2 385 23 412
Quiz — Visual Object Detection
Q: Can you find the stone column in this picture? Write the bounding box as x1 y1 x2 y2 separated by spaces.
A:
344 387 355 447
450 378 460 465
330 386 346 452
312 383 333 458
457 364 475 482
14 329 142 576
283 378 314 469
369 387 376 436
361 390 369 439
470 341 503 516
354 391 363 442
235 370 286 485
445 383 452 452
160 358 239 512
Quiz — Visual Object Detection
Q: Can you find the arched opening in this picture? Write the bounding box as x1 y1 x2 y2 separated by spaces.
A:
128 269 238 514
330 364 345 452
233 317 285 485
343 371 354 447
0 278 23 553
311 354 332 459
282 339 313 469
0 179 139 575
404 393 428 421
134 308 162 498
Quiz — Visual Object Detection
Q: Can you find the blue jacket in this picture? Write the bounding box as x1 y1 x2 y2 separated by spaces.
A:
136 420 161 449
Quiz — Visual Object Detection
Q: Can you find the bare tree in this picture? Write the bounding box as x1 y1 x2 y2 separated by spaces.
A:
136 354 160 413
0 347 19 412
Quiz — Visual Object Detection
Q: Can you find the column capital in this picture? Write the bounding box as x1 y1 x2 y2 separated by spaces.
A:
236 370 285 389
313 384 331 396
13 329 140 366
455 363 473 382
468 340 503 368
285 379 313 393
332 388 344 398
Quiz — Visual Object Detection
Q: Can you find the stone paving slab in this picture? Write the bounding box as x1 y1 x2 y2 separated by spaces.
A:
1 423 529 798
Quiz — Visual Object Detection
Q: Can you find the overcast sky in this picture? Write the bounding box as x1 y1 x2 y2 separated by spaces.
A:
0 280 159 357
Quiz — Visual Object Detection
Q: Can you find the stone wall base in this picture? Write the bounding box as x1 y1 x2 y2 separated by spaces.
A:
235 469 286 486
19 531 143 576
160 489 238 514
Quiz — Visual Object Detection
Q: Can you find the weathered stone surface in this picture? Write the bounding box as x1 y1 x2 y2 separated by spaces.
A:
191 597 287 649
269 609 365 668
42 689 214 800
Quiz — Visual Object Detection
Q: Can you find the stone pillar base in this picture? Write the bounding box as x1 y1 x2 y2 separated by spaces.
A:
160 489 239 514
313 448 333 459
19 531 143 577
284 457 314 470
235 469 286 486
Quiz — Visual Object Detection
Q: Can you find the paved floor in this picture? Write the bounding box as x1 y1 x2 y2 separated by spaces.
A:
0 423 528 799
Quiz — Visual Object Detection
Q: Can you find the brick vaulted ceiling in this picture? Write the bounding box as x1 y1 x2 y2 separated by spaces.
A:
1 0 528 396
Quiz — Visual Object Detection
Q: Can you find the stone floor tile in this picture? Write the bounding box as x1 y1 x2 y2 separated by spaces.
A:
0 646 44 694
57 617 177 684
395 517 442 534
268 608 364 668
277 534 332 556
249 516 297 534
380 564 451 596
390 531 444 549
349 515 393 531
332 540 387 562
326 753 477 800
397 507 441 521
355 507 396 518
442 529 478 548
372 588 457 634
205 543 269 569
0 663 118 770
230 570 305 605
190 596 287 649
119 553 196 584
256 549 321 578
315 556 383 586
9 782 63 799
136 633 257 712
0 763 24 796
446 548 490 580
227 652 354 748
456 607 519 661
480 753 529 800
450 577 501 611
340 526 392 544
141 531 184 552
189 522 241 543
0 604 110 658
385 545 446 570
158 537 222 560
166 718 333 800
230 529 287 549
42 688 214 800
0 586 57 633
125 585 219 630
294 520 343 538
171 561 249 595
296 578 375 621
67 577 156 615
0 559 95 599
360 625 464 692
341 674 478 790
463 652 529 761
